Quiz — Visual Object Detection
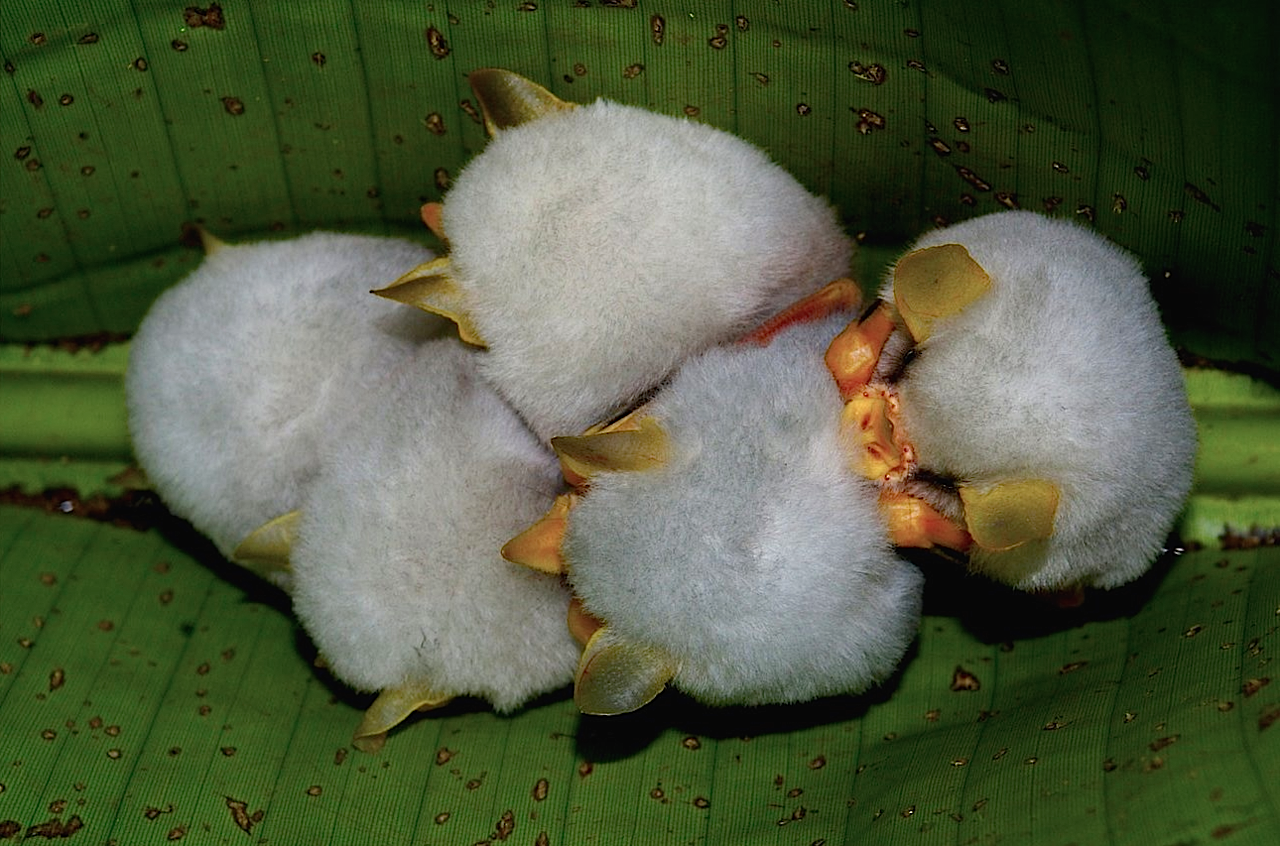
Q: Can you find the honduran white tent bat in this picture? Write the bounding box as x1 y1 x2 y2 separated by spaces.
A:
503 299 925 715
273 339 578 750
126 231 443 585
827 210 1197 594
377 69 854 441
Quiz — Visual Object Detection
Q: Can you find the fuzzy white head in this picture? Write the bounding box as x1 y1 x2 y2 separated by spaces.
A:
288 340 577 716
396 72 853 441
876 211 1196 590
126 232 443 573
557 314 923 710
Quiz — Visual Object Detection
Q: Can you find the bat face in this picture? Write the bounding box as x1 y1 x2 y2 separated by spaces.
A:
505 312 925 714
377 69 854 442
832 211 1197 592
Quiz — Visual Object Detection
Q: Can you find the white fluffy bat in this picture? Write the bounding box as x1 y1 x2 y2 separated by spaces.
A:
828 210 1197 593
284 339 577 750
378 69 854 441
126 231 443 584
504 301 925 715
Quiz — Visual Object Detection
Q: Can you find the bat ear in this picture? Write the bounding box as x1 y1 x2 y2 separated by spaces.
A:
958 479 1060 551
351 682 453 753
573 626 677 716
372 256 487 347
892 243 991 343
468 68 577 136
501 493 575 575
198 227 229 256
550 415 670 487
233 510 301 573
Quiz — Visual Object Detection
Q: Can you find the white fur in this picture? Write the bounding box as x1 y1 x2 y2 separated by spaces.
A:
880 211 1196 589
289 340 577 709
564 315 923 706
126 232 442 568
443 99 854 440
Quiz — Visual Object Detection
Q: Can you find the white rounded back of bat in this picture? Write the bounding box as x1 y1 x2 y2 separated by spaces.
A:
126 232 443 573
879 211 1196 590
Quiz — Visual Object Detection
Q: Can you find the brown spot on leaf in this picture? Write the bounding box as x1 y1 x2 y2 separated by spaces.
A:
224 797 263 835
311 52 326 67
991 58 1010 75
435 747 455 766
221 96 244 115
951 666 981 691
577 761 594 778
1242 678 1270 697
424 113 446 136
808 755 827 769
425 26 450 59
693 796 711 809
1259 708 1279 731
708 24 729 49
532 778 549 801
682 736 702 750
49 668 65 691
24 816 83 838
183 5 226 29
854 108 884 134
1150 735 1179 752
27 90 44 108
995 192 1019 209
849 61 887 84
623 63 645 79
1184 182 1221 211
434 168 451 192
650 15 665 45
493 810 515 840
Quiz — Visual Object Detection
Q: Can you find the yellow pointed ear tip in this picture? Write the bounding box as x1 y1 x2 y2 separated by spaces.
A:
959 479 1060 552
351 684 452 752
198 227 228 255
893 242 992 342
500 494 573 575
370 257 488 348
551 416 671 484
233 510 301 570
573 628 677 716
467 67 576 134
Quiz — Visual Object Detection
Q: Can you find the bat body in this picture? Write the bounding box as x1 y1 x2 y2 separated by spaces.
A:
126 232 442 581
382 70 854 441
507 310 924 714
289 339 577 746
849 211 1197 591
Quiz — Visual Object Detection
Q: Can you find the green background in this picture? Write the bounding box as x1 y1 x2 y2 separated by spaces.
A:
1 1 1277 844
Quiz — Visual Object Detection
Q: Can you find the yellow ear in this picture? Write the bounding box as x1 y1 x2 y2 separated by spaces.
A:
959 479 1060 551
351 682 453 753
573 627 677 716
198 227 229 256
551 416 670 485
501 494 575 575
233 510 301 571
892 243 991 342
372 257 487 347
467 68 577 136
